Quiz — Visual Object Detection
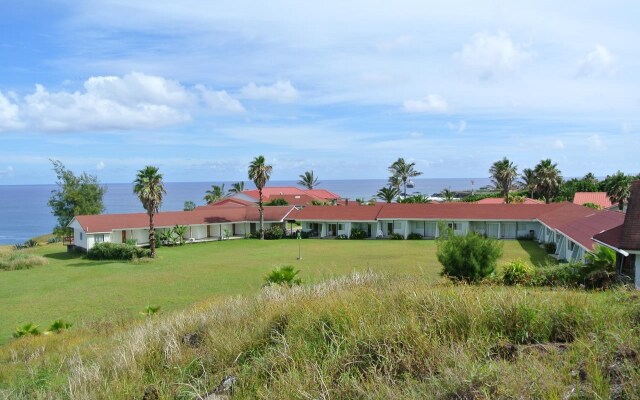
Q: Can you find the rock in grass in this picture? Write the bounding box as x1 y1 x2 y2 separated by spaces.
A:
142 385 159 400
182 332 203 348
201 375 237 399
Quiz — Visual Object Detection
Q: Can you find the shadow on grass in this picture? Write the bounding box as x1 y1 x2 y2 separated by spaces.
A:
43 251 84 261
66 260 125 267
516 240 555 267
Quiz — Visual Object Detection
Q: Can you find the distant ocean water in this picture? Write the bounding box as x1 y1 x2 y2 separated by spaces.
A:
0 178 492 244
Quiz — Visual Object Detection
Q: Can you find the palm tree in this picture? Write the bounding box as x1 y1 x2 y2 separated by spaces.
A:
604 171 632 210
248 156 273 240
388 158 422 198
298 170 320 189
519 168 537 198
228 181 245 195
583 172 599 187
376 186 399 203
441 188 455 202
133 166 166 258
534 159 563 204
204 184 226 204
388 175 402 191
489 157 518 203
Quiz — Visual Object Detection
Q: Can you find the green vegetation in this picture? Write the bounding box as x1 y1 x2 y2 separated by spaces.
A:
87 242 151 261
603 170 633 210
264 266 302 287
376 186 399 203
437 230 503 282
265 198 289 206
133 166 166 258
183 200 196 211
204 183 225 204
0 240 547 345
0 250 48 271
2 272 639 398
228 181 245 195
388 157 422 198
47 159 106 234
298 170 319 189
489 157 518 203
248 155 273 239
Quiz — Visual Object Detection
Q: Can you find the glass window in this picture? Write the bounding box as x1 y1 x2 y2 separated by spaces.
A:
80 232 83 240
95 234 104 243
338 224 344 230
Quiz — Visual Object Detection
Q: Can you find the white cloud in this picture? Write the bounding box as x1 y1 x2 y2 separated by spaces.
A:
196 85 245 113
553 139 565 149
240 80 299 103
21 72 191 132
403 94 449 113
96 161 105 170
576 45 615 77
0 165 14 177
447 120 466 133
0 91 23 131
456 31 532 79
587 134 603 150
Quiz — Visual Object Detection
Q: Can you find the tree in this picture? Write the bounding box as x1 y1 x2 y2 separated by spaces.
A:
204 184 225 204
388 158 422 198
298 170 319 189
519 168 537 198
489 157 518 203
437 227 503 283
183 201 196 211
397 194 430 203
534 159 562 204
441 188 455 202
248 155 273 240
388 175 402 191
265 198 289 206
559 177 599 202
603 171 633 210
133 166 166 258
228 181 245 194
48 159 106 235
376 186 399 203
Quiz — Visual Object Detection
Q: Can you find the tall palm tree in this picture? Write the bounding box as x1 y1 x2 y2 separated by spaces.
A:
441 188 455 202
388 158 422 198
583 172 599 187
376 186 400 203
604 171 632 210
388 175 402 192
519 167 537 198
489 157 518 204
228 181 245 195
534 159 563 204
248 156 273 240
298 170 320 189
133 166 166 258
204 184 225 204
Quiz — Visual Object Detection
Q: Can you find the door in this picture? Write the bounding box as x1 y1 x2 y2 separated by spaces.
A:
329 224 337 236
487 223 499 239
387 222 393 235
121 230 126 243
502 223 517 239
207 225 211 237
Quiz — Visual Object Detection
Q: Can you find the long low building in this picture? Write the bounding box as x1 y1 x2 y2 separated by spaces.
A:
69 205 296 250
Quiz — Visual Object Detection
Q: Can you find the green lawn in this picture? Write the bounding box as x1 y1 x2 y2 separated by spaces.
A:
0 239 551 344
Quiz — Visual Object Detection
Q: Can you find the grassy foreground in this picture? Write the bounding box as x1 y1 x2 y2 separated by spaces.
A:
2 272 639 399
0 239 548 344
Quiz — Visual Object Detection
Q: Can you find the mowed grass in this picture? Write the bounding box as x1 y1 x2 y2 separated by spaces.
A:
0 239 550 344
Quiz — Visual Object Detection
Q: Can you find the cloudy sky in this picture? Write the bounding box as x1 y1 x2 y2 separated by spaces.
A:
1 0 639 184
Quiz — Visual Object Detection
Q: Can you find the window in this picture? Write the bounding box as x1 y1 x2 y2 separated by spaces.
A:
394 222 402 229
447 222 459 230
338 224 344 230
95 234 105 243
568 241 575 251
80 232 83 240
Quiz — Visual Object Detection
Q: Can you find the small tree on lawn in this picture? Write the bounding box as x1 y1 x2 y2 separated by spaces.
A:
437 224 503 282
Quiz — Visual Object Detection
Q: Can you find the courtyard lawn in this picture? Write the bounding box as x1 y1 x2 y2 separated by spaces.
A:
0 239 551 344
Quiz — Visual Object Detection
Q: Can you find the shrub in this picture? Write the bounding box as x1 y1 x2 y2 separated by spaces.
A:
264 266 302 287
544 242 556 254
389 233 405 240
264 225 285 240
335 234 349 240
349 228 367 240
87 242 150 261
407 232 423 240
47 319 73 334
140 305 161 316
501 259 534 286
13 323 40 338
265 198 289 206
47 236 61 244
125 239 138 246
437 230 503 282
531 262 582 288
0 252 48 271
287 231 310 239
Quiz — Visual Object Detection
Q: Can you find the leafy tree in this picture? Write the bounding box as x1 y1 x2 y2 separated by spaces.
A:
204 184 226 204
519 168 537 198
228 181 245 194
376 186 399 203
441 188 455 202
248 155 273 240
133 166 166 258
559 177 599 202
265 198 289 206
183 200 196 211
47 160 106 234
388 157 422 198
603 171 633 210
298 170 320 189
264 266 302 287
534 159 563 203
437 227 503 283
489 157 518 203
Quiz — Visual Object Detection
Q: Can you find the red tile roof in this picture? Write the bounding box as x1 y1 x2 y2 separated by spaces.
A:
241 187 340 201
194 198 256 210
288 204 384 221
264 193 323 206
593 225 624 250
573 192 613 209
620 181 640 251
306 189 340 200
475 197 543 205
536 202 600 230
72 206 295 233
555 210 625 251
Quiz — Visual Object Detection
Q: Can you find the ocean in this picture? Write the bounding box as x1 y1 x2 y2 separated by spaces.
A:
0 178 492 244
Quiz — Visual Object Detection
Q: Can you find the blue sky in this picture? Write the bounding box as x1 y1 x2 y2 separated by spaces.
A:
0 0 639 184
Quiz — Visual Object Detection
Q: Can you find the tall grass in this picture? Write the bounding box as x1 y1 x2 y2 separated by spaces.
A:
0 250 48 271
1 272 639 399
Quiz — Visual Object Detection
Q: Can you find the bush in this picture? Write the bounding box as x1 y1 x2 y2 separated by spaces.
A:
389 233 405 240
13 323 40 338
407 233 423 240
125 239 138 246
501 259 534 286
335 234 349 240
264 266 302 287
287 231 310 239
531 262 582 288
264 225 285 240
349 228 367 240
544 242 556 254
265 198 289 206
47 319 73 334
87 242 150 261
437 231 503 282
0 252 48 271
